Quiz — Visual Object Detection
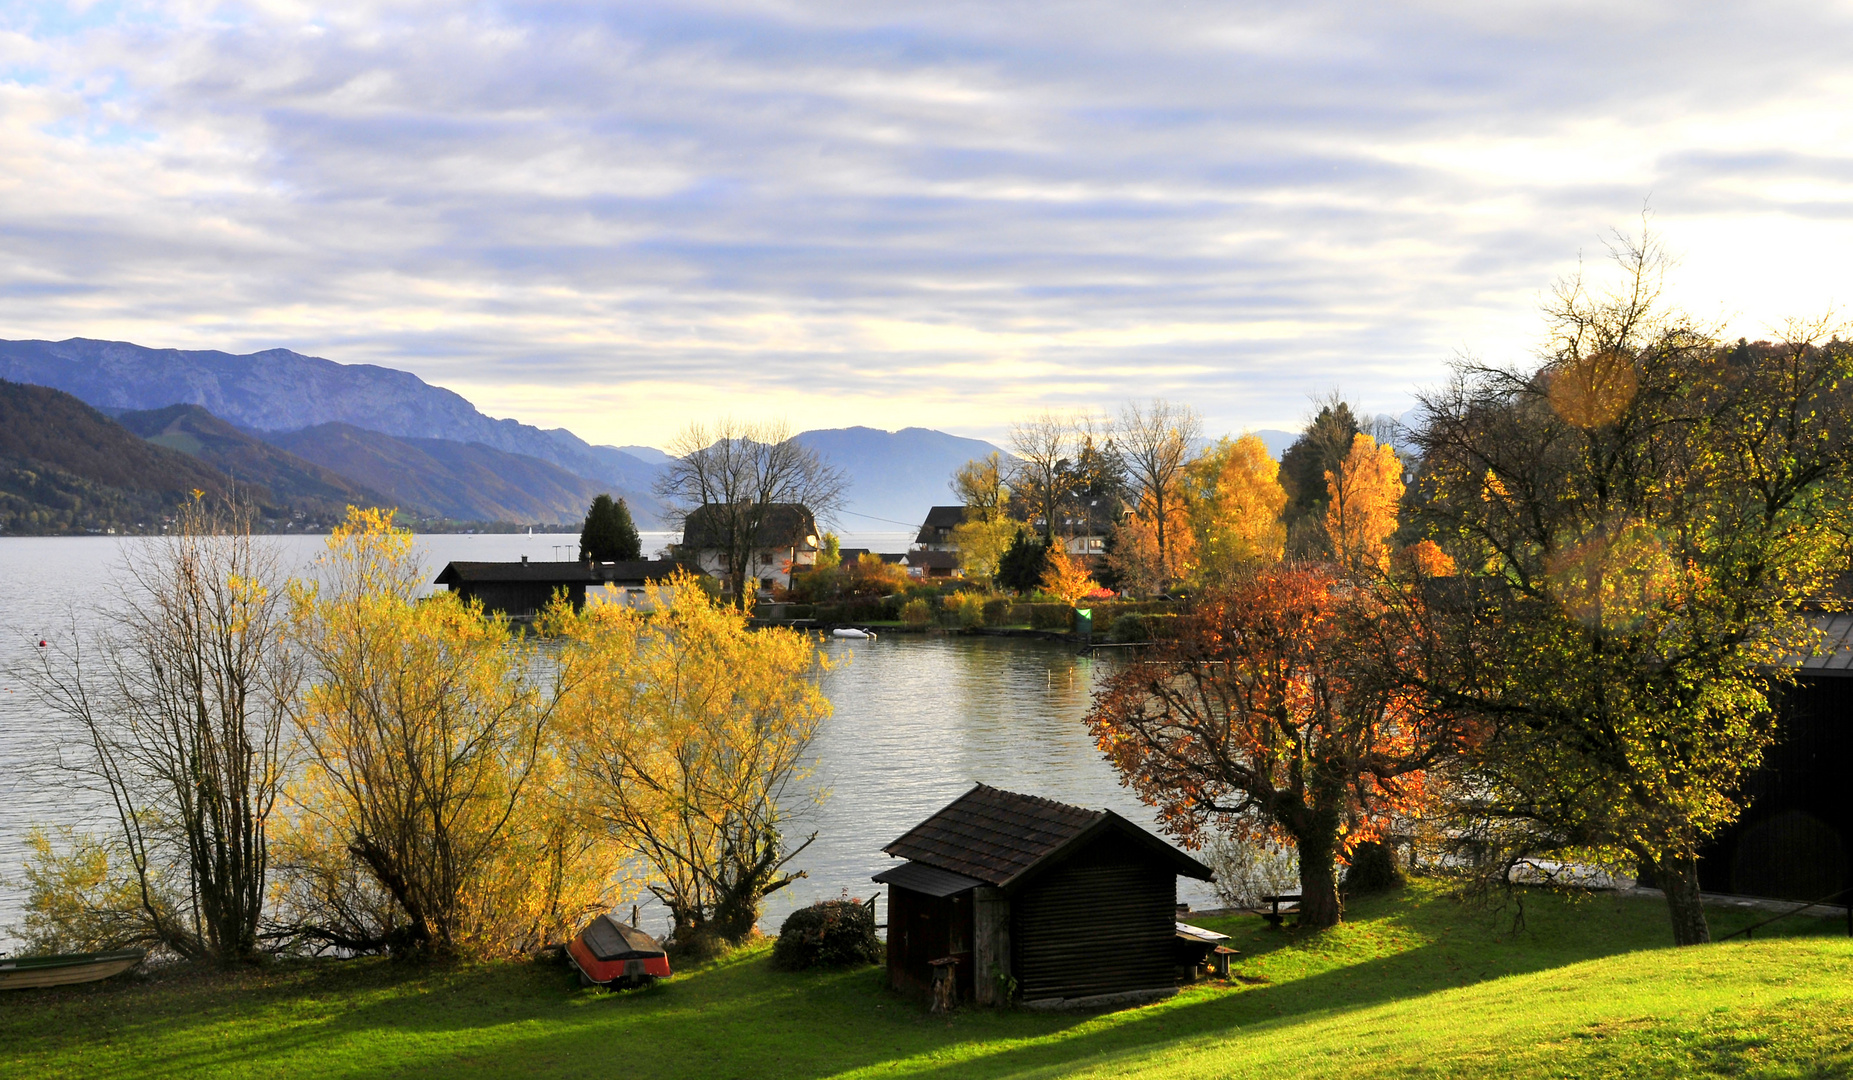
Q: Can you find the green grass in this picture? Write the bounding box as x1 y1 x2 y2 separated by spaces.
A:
4 882 1851 1079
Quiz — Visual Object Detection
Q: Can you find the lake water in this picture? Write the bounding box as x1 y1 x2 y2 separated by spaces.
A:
0 534 1212 948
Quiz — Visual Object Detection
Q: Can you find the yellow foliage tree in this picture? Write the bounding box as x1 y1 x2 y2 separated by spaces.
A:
949 514 1019 582
1183 434 1287 585
553 573 832 955
282 507 610 957
1040 546 1100 605
1325 434 1404 573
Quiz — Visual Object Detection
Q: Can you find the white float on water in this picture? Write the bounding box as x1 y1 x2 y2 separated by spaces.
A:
832 628 876 640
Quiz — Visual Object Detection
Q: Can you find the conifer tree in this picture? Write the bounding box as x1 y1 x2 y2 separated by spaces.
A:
579 494 642 562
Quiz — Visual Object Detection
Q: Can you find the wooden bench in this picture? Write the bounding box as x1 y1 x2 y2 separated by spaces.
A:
1258 893 1301 927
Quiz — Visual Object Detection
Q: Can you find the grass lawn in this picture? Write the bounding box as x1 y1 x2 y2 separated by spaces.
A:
4 881 1850 1079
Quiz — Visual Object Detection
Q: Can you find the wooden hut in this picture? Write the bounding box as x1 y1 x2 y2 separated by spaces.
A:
1693 609 1853 902
433 558 681 620
872 784 1213 1008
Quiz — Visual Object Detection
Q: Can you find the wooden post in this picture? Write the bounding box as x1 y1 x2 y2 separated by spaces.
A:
929 956 961 1013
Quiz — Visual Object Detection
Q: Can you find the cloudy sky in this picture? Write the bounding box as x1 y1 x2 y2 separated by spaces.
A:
2 1 1851 447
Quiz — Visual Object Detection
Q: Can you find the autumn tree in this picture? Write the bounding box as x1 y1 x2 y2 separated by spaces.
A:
579 494 642 562
1114 399 1201 587
284 508 603 956
1325 433 1404 574
24 496 297 965
555 573 831 956
1039 546 1100 605
1278 399 1362 557
1107 507 1194 598
1409 231 1853 945
656 419 845 610
1087 565 1464 927
1183 434 1287 586
951 453 1010 519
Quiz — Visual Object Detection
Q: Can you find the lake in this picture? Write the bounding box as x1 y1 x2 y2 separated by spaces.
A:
0 534 1214 948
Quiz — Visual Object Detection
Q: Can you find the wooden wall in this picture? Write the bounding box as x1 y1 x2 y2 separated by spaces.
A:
1010 832 1176 1002
1698 674 1853 901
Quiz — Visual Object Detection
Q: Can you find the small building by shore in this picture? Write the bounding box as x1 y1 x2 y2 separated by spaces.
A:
873 784 1213 1009
433 558 683 619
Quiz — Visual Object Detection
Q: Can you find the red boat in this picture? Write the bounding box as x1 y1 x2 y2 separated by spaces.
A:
567 913 671 989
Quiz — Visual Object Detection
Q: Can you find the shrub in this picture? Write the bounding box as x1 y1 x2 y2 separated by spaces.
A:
944 591 986 629
772 898 882 970
901 597 933 627
1029 604 1074 631
1109 613 1154 642
1344 840 1405 895
982 597 1014 626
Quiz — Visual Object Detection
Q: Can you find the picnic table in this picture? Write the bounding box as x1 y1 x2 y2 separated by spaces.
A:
1258 893 1301 927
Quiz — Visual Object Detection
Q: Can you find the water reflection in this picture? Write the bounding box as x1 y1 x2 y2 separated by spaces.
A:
0 536 1213 947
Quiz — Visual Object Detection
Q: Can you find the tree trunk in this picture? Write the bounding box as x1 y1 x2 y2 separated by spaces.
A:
1294 822 1343 929
1653 852 1712 946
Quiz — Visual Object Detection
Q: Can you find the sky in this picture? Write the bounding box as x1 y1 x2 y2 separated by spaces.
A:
2 1 1852 448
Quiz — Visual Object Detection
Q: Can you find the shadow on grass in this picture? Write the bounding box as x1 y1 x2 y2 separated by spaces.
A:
6 884 1848 1080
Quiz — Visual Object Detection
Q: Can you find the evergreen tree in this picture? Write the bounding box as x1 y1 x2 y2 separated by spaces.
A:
1277 401 1361 557
579 494 642 562
996 528 1050 594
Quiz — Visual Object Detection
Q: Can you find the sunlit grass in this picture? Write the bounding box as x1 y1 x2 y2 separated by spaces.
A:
3 881 1849 1079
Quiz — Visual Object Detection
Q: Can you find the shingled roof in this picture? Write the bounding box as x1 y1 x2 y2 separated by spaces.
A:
880 783 1211 891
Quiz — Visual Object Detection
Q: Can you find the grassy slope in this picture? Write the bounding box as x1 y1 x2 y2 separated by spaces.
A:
4 883 1849 1080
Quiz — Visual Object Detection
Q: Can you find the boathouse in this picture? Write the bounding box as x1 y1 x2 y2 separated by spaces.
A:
1693 607 1853 902
433 558 682 619
872 784 1213 1008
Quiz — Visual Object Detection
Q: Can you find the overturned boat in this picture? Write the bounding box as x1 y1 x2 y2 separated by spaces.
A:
0 949 144 990
567 914 671 989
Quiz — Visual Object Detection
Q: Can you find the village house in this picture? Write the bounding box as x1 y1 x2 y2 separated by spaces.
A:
678 502 821 597
873 784 1213 1009
914 506 967 551
902 549 961 579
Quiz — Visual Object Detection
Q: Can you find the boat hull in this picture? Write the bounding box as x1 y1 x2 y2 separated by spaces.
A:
0 950 144 990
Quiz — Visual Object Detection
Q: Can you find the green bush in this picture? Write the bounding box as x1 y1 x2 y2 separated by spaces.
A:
944 592 987 629
1108 613 1154 642
1029 604 1074 631
771 899 883 971
982 597 1014 626
901 597 933 627
1344 841 1406 895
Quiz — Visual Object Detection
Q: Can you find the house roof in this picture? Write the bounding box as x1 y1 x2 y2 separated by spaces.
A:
903 549 961 570
870 861 985 898
1798 611 1853 676
434 559 682 587
915 505 968 544
681 503 816 551
881 783 1212 892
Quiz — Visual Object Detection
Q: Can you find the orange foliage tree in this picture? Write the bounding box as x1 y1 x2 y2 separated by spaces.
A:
1324 433 1404 573
1039 546 1099 605
1085 564 1469 927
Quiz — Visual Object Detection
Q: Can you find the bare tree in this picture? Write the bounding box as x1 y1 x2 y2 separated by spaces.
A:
656 420 846 610
26 497 298 966
1009 410 1080 543
1115 399 1201 584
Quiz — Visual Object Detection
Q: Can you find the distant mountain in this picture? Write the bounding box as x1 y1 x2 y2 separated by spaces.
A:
615 444 672 465
0 338 663 510
117 404 397 521
795 427 1007 533
0 380 242 534
264 424 619 525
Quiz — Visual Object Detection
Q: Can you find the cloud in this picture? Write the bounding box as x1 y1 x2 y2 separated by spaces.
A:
1 0 1852 445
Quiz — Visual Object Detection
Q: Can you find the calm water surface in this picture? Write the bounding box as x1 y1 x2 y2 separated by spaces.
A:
0 535 1207 948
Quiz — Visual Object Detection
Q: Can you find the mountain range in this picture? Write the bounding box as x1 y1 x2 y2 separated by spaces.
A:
0 337 1024 535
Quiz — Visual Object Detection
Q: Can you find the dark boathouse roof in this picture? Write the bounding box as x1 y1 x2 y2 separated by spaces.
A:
876 784 1212 894
433 558 682 587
